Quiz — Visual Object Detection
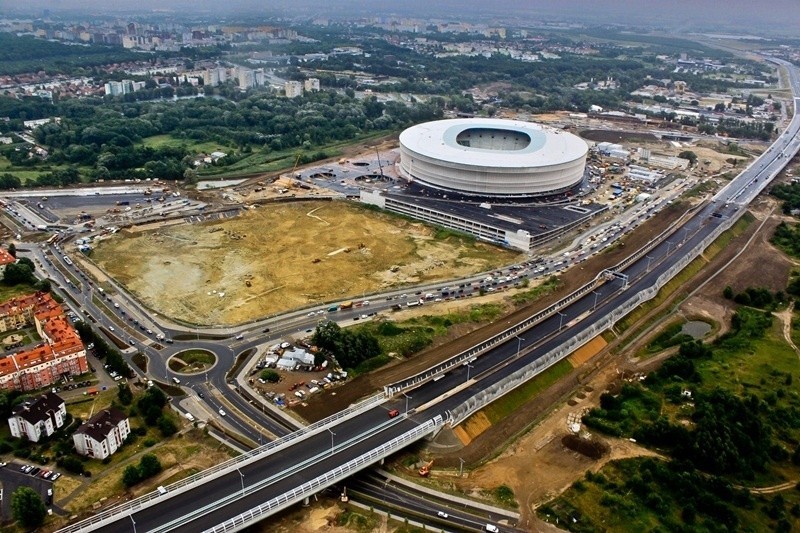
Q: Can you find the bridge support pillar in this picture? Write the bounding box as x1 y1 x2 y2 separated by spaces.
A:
303 496 310 507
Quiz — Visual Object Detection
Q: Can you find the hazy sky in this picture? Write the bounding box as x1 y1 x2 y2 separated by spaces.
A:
4 0 800 35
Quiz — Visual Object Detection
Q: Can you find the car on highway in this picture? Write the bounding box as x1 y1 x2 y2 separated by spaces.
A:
235 334 244 340
437 511 449 518
388 409 400 418
172 377 181 385
218 408 226 417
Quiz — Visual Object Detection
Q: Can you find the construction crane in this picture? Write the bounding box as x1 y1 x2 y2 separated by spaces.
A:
418 459 434 477
289 153 302 187
375 146 384 178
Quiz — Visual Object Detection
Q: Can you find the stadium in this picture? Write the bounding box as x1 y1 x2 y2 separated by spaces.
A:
398 118 589 198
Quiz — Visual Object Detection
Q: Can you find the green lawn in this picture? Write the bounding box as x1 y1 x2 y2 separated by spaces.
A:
139 134 233 155
482 359 574 424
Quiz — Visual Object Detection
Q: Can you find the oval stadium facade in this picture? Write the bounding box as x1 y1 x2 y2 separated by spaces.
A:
398 118 589 198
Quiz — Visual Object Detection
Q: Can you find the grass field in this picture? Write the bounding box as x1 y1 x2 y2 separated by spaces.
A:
193 130 391 178
139 134 234 155
482 359 574 424
168 349 216 373
91 201 519 325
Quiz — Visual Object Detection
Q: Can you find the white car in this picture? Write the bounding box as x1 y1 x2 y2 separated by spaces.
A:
437 511 449 518
218 408 227 417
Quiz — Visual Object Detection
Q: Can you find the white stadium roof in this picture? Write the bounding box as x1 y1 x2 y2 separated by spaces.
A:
398 118 588 169
398 118 589 197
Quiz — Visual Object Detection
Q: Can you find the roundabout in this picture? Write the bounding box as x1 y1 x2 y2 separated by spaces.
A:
168 349 217 374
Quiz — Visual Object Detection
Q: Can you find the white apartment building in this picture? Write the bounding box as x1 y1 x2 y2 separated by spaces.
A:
73 408 130 460
8 392 66 442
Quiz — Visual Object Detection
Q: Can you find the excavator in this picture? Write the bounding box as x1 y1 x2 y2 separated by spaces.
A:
418 459 434 477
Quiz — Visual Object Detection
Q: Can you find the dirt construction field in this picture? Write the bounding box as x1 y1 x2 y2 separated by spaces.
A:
91 200 519 325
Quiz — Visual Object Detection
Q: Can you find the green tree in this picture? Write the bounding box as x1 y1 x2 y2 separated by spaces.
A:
139 453 162 478
11 486 46 528
117 383 133 406
122 464 142 488
679 150 698 166
7 243 16 258
3 262 34 285
157 415 178 437
259 370 280 383
723 286 733 299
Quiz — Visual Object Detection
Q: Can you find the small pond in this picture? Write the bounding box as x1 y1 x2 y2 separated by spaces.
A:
681 320 711 339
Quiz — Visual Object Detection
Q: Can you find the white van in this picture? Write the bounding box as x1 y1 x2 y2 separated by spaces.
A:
172 377 181 385
157 486 168 495
485 525 499 533
184 412 195 422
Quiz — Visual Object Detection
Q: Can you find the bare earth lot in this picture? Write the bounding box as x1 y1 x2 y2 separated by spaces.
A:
91 201 519 325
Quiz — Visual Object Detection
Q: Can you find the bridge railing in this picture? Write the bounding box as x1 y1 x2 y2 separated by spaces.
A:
448 202 740 425
383 203 700 398
203 415 445 533
55 392 387 533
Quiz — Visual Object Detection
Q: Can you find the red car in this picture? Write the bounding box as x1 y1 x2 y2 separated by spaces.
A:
388 409 400 418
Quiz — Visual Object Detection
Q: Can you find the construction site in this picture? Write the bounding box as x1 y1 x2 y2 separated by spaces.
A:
90 201 519 325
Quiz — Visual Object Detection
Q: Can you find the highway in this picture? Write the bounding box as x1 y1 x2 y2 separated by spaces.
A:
52 57 800 533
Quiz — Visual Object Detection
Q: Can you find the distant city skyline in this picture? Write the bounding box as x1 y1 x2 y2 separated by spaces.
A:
3 0 800 34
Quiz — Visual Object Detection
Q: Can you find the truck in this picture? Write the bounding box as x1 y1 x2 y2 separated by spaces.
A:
339 301 353 310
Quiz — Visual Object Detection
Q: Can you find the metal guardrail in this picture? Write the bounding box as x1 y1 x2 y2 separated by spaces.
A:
383 203 701 398
448 196 740 425
56 392 387 533
203 415 445 533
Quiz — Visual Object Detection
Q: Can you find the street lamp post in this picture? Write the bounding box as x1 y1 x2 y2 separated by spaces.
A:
236 468 245 497
130 515 136 533
666 241 674 255
327 428 336 456
515 335 525 358
465 363 474 382
557 311 566 331
402 392 411 414
646 255 654 272
459 457 465 478
592 291 600 311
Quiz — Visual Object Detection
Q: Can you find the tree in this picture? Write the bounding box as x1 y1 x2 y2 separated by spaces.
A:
679 150 698 166
3 262 34 285
7 243 16 258
16 257 34 272
11 486 46 528
139 453 162 478
260 370 280 383
117 383 133 405
723 286 733 299
157 415 178 437
122 464 142 488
